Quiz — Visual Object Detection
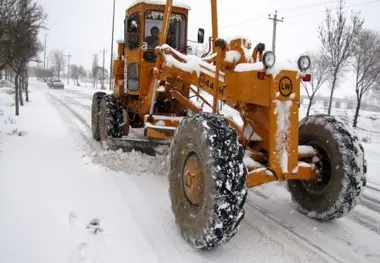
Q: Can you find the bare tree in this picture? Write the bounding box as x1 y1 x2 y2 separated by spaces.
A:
302 51 330 116
6 0 46 115
70 64 87 86
92 54 99 88
352 29 380 127
0 0 18 70
50 49 66 79
318 0 364 115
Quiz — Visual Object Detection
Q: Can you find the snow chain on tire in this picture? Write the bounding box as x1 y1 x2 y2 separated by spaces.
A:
288 114 367 221
91 91 106 141
99 94 124 140
169 112 248 250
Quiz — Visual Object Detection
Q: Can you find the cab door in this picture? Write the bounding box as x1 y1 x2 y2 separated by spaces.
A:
124 12 141 96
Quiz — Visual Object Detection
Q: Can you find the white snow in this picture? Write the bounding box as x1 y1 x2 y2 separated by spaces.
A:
157 85 166 92
243 152 263 168
1 80 380 263
267 59 307 79
127 0 191 10
147 114 184 121
160 44 225 82
234 62 264 72
274 98 293 174
243 122 262 141
225 51 241 63
298 145 317 155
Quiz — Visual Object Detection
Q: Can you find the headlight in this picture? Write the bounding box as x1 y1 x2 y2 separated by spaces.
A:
298 55 311 71
263 51 275 68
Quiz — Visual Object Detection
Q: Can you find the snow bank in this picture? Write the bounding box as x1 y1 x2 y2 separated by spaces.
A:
90 148 168 176
0 84 161 263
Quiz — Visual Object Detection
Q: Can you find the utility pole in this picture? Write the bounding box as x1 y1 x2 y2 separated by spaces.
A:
66 53 72 84
100 49 107 89
109 0 115 90
43 33 47 71
268 10 284 55
109 0 116 91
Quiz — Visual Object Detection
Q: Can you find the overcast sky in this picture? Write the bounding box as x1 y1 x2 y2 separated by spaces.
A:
35 0 380 97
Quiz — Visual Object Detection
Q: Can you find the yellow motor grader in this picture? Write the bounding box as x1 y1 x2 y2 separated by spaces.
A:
91 0 367 249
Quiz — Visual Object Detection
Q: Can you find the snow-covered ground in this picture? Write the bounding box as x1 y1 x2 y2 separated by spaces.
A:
1 80 380 263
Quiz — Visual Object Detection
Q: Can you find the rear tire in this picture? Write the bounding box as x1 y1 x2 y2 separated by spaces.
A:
169 112 247 249
98 94 124 148
91 91 106 141
288 114 367 221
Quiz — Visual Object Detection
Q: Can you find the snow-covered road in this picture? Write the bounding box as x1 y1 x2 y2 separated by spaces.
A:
1 80 380 263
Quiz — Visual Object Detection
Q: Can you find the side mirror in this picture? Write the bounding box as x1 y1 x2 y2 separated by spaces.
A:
197 28 205 43
140 42 148 52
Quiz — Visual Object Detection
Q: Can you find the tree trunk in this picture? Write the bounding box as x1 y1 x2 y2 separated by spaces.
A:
58 71 60 80
15 74 20 116
25 71 29 102
353 95 361 128
19 75 24 106
306 94 315 117
327 76 337 115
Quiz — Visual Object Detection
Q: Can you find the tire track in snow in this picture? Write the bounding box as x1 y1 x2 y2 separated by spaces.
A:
47 93 91 130
247 187 379 263
366 182 380 192
244 198 343 263
46 92 104 155
125 174 329 263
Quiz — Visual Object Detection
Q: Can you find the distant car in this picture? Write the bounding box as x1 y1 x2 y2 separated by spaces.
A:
48 79 64 89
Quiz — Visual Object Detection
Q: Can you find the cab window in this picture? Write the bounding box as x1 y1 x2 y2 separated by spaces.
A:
126 12 140 50
144 10 186 52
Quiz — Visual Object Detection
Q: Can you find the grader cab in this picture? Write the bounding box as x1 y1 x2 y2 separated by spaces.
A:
91 0 367 250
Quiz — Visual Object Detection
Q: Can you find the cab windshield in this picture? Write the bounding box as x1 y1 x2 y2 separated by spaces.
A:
144 10 186 52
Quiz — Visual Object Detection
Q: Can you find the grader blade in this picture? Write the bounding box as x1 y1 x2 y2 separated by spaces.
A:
107 137 170 156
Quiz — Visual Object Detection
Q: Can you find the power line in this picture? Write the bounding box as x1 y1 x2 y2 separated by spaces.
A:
286 0 380 20
221 0 337 29
221 0 380 30
275 0 338 14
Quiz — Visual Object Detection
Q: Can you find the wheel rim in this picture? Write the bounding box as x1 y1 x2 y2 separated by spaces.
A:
182 153 205 207
301 145 332 195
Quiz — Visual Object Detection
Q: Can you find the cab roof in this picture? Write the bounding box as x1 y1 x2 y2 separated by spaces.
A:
127 0 191 10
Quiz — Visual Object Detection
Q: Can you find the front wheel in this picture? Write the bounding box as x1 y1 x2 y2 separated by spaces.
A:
288 114 367 221
91 91 106 141
169 112 247 249
98 94 124 148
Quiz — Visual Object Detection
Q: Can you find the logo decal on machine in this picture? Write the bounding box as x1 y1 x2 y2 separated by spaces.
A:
279 77 293 97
